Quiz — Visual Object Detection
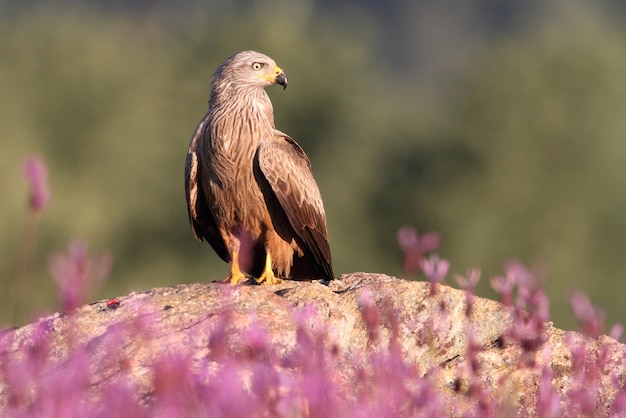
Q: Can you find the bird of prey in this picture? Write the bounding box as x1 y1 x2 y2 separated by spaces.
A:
185 51 334 285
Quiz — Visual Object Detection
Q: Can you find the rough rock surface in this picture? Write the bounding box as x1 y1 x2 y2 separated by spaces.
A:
1 272 625 415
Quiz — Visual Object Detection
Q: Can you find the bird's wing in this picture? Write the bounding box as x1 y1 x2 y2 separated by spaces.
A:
185 112 230 262
256 134 333 280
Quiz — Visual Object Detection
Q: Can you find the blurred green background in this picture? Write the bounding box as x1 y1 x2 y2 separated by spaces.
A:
2 0 626 331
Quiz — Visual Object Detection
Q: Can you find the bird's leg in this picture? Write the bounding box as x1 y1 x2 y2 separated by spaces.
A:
225 249 251 285
256 253 283 285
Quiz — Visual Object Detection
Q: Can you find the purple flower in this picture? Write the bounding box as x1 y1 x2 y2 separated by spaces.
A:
420 255 450 285
358 289 380 342
569 290 603 338
455 268 480 291
455 268 481 316
24 155 51 213
536 347 562 417
48 239 113 311
609 323 623 341
490 272 515 307
397 226 441 276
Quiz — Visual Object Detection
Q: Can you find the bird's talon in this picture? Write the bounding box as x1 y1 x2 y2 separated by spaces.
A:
224 263 253 285
255 253 283 285
256 273 284 286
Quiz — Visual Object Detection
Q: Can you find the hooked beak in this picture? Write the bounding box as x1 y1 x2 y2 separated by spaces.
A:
275 71 288 90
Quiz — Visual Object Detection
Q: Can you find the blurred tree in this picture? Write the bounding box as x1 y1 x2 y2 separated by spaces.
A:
1 0 625 332
0 0 389 323
366 5 626 329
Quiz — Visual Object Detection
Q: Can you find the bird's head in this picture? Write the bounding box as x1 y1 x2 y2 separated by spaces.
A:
215 50 288 91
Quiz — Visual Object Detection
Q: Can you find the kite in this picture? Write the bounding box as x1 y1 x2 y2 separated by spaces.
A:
185 51 334 285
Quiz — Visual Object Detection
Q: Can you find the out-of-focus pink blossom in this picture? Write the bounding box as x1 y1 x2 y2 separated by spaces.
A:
48 239 113 311
455 268 480 316
490 271 515 307
420 255 449 285
397 226 441 276
536 347 562 417
504 260 537 285
455 268 480 291
569 290 603 338
612 387 626 416
609 323 623 341
24 155 51 213
5 252 626 417
358 289 380 342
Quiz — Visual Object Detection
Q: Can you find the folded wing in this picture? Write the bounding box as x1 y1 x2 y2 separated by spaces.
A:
255 135 334 280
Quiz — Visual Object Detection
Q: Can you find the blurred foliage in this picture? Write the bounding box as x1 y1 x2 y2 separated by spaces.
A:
1 0 625 330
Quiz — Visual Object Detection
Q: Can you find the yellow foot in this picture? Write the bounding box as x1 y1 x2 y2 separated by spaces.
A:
223 249 253 285
223 270 252 285
256 252 284 285
256 270 283 285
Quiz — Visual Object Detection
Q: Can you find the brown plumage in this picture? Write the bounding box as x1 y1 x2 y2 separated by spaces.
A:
184 50 334 284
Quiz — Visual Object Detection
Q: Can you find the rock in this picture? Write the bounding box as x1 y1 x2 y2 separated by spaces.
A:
1 272 625 416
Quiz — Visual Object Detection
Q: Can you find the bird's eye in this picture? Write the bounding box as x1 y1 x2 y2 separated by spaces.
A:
251 62 263 71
